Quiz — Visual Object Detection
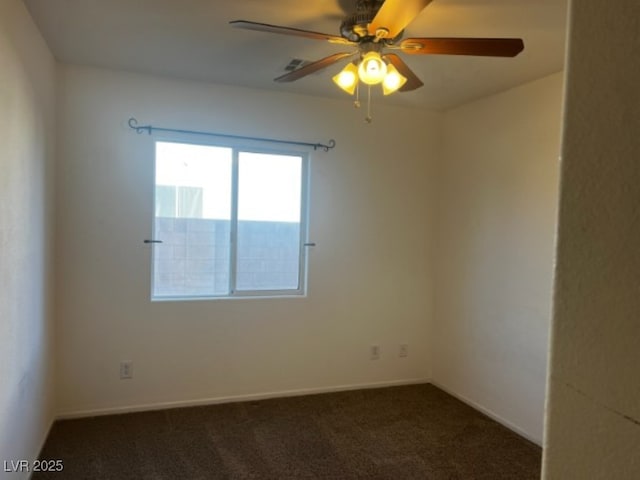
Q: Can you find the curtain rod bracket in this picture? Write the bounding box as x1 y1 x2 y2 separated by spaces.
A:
127 117 335 152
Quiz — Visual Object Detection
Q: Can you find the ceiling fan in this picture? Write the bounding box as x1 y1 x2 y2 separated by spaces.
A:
230 0 524 97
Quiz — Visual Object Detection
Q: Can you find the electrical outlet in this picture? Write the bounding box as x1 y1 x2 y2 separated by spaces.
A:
399 344 409 358
370 344 381 360
120 361 133 379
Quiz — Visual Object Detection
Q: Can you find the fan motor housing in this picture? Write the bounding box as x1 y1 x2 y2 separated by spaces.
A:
340 0 384 42
340 0 396 42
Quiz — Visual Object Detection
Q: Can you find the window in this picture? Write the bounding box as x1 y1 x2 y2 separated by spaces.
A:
152 140 308 300
155 185 203 218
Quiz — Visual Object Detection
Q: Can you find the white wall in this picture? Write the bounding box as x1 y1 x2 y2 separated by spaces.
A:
0 0 56 476
433 73 564 443
543 1 640 478
54 65 439 416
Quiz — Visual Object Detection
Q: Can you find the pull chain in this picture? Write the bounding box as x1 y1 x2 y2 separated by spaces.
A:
353 83 373 124
365 85 373 123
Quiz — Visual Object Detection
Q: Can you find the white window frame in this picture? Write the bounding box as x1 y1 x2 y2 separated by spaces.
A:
151 135 310 301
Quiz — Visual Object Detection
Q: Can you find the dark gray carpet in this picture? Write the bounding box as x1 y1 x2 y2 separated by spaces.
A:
35 384 541 479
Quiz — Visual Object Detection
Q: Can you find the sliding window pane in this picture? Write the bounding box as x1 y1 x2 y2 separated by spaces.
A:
236 152 303 291
153 141 232 298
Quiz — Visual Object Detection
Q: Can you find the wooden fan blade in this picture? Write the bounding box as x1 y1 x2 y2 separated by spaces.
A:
384 54 424 92
368 0 433 39
400 37 525 57
230 20 352 45
274 52 356 83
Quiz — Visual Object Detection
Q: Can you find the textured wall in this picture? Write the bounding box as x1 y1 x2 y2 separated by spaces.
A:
435 73 564 444
542 0 640 478
54 65 439 416
0 0 56 477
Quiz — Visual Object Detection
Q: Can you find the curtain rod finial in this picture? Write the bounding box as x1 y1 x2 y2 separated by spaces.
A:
128 117 151 135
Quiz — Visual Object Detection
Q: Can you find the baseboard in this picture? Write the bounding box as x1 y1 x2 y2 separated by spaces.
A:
56 377 431 420
430 380 542 446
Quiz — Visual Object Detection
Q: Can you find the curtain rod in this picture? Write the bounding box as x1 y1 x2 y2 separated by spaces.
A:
127 118 336 152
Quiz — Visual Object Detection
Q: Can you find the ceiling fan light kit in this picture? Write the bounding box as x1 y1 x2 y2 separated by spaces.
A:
358 51 387 85
332 52 407 98
382 64 407 95
332 62 359 94
231 0 524 119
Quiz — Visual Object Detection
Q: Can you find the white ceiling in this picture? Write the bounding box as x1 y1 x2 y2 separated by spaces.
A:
24 0 568 110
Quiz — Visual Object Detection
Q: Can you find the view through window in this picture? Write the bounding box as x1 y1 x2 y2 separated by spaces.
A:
152 141 307 299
